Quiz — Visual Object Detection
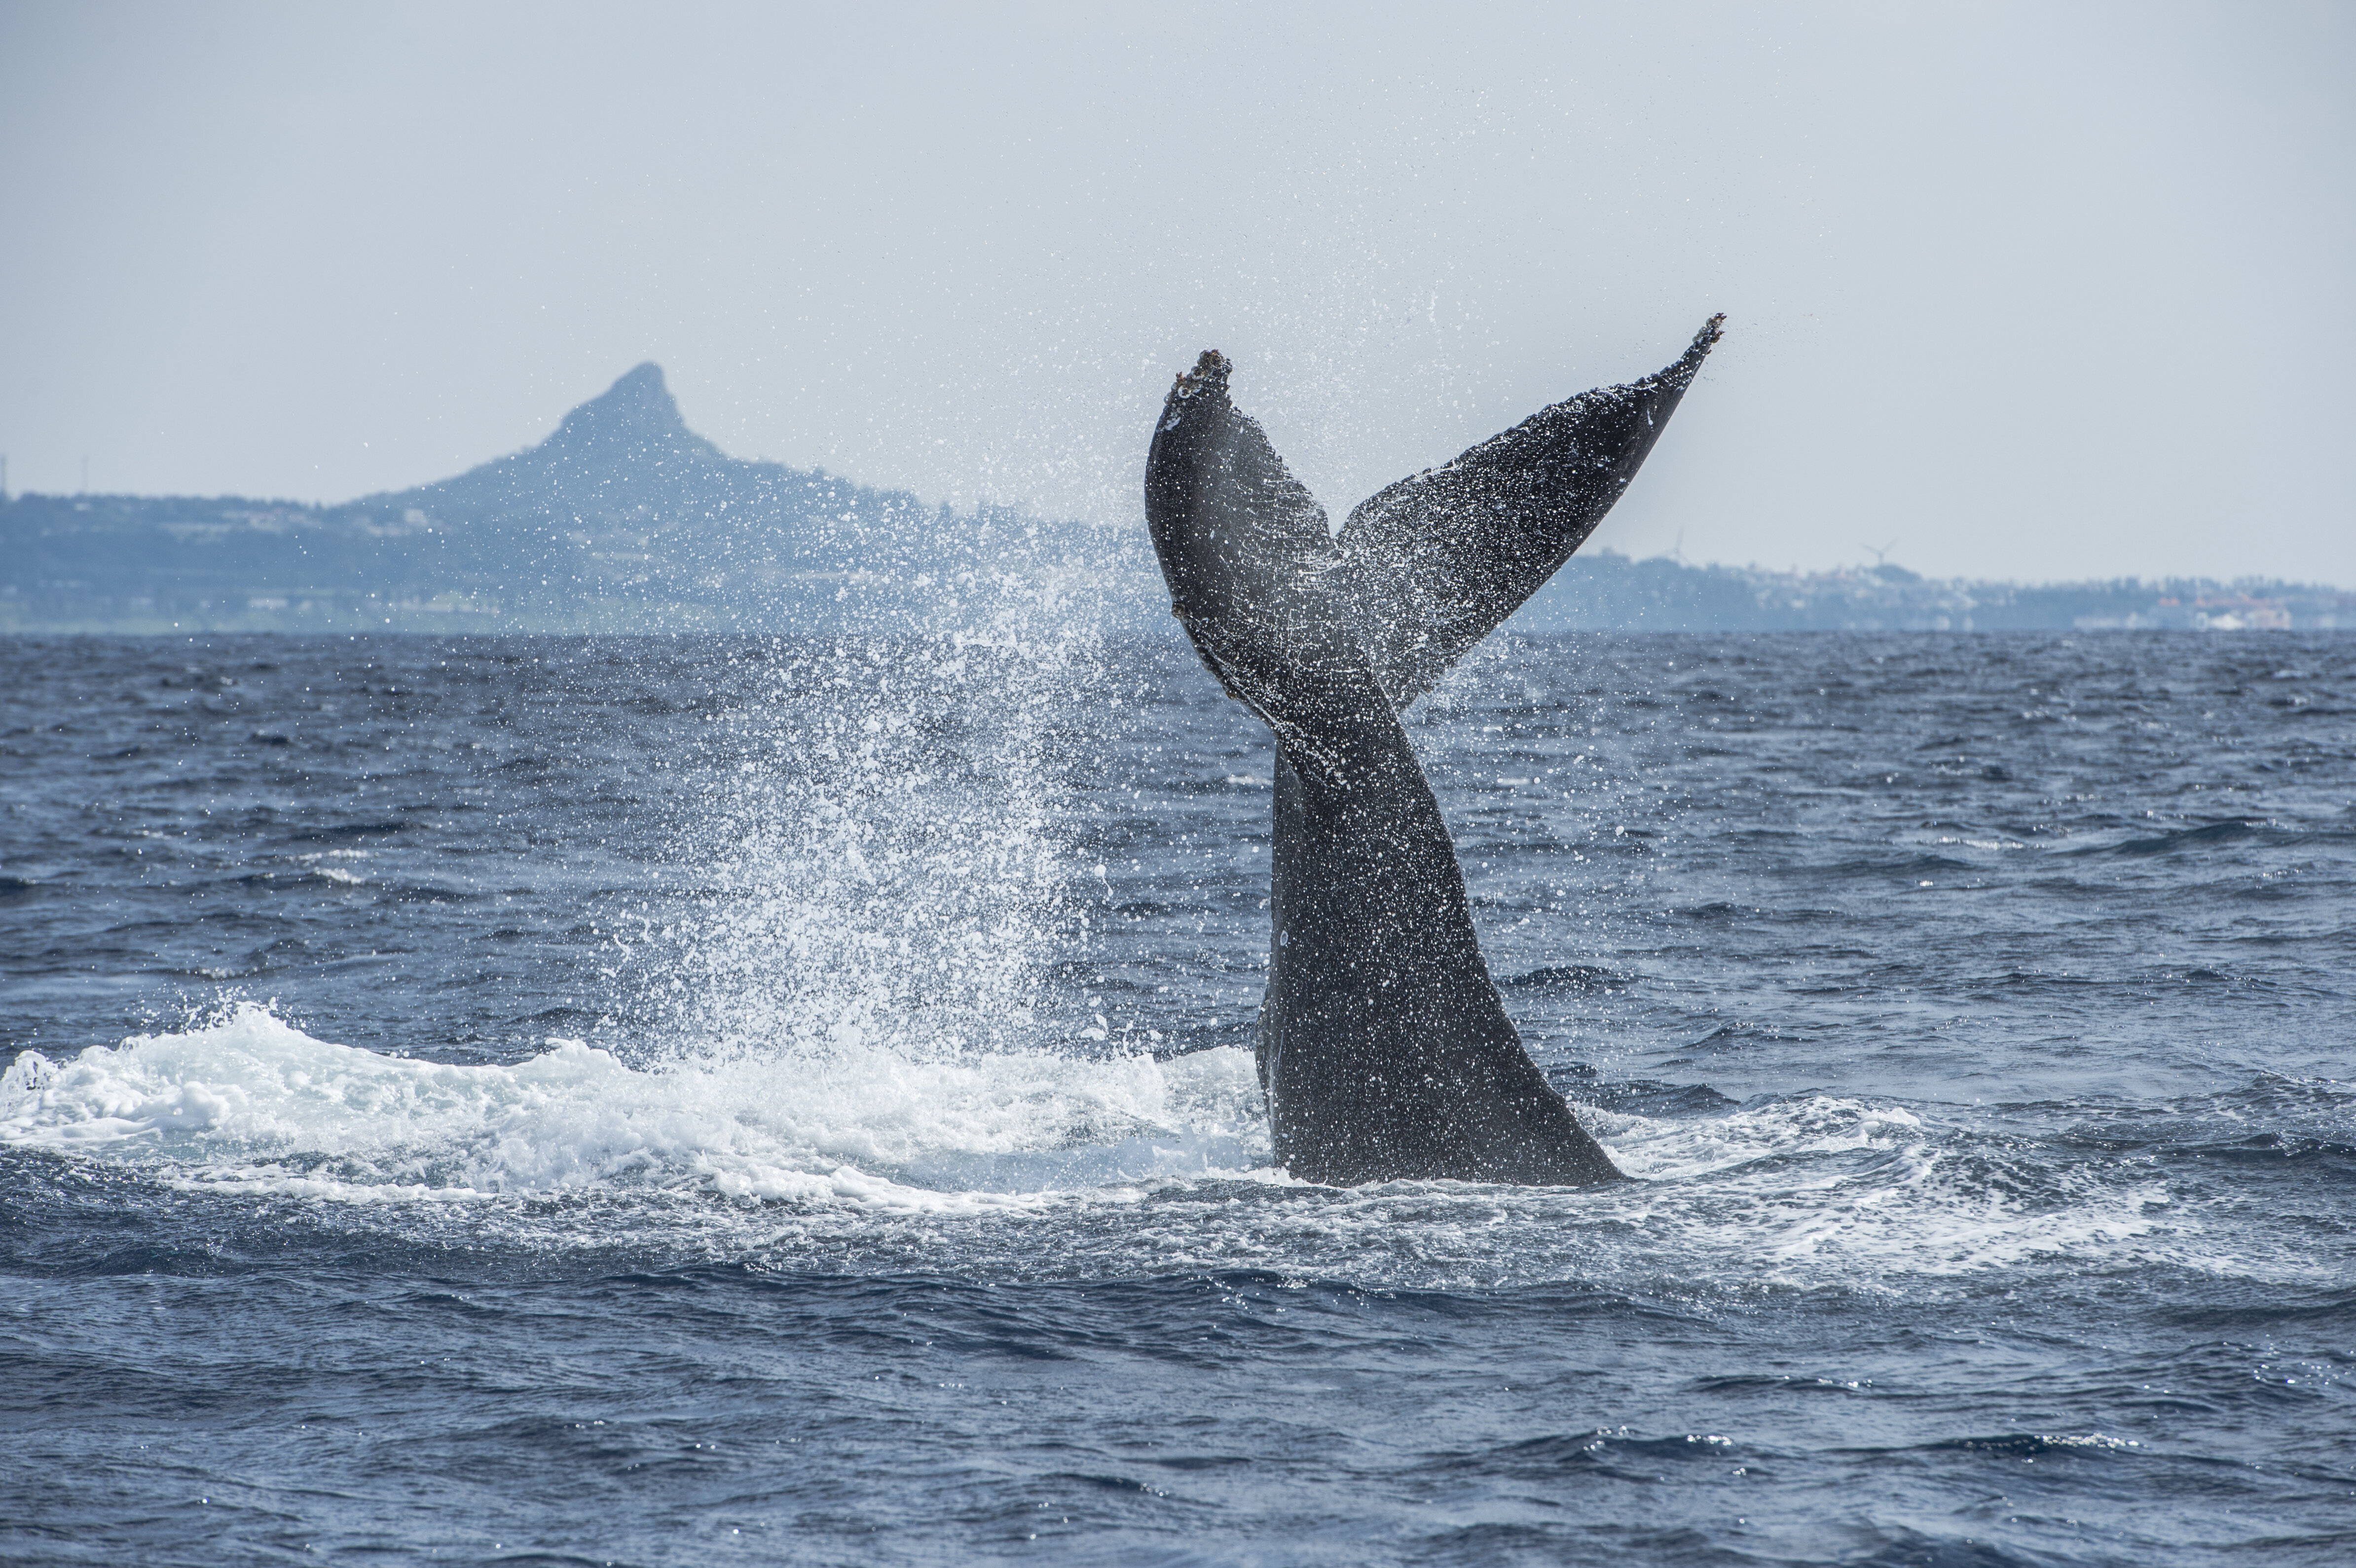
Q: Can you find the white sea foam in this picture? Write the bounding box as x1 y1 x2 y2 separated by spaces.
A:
0 1003 1267 1207
1576 1092 2199 1284
0 1000 2247 1291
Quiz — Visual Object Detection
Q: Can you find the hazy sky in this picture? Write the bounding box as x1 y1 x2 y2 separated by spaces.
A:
3 1 2350 583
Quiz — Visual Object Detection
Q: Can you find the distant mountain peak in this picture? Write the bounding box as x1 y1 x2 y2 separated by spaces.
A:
544 362 719 461
357 362 734 517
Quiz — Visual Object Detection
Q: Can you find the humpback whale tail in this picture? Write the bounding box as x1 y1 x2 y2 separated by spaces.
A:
1144 319 1722 1187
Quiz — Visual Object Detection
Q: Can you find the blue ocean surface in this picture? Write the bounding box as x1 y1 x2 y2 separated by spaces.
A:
3 629 2353 1566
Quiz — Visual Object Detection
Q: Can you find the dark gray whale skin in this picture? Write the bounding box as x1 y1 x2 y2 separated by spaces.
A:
1143 318 1722 1186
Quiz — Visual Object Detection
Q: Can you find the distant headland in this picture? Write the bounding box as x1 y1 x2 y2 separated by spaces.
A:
3 365 2348 634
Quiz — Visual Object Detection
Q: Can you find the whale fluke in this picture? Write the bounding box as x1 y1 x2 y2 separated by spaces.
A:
1143 321 1720 1186
1341 314 1724 706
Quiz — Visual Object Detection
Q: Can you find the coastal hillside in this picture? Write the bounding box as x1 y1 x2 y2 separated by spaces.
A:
0 364 1142 634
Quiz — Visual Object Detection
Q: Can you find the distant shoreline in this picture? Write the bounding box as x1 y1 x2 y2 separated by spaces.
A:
10 360 2349 636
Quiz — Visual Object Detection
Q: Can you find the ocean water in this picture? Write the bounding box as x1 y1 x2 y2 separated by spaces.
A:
3 628 2353 1566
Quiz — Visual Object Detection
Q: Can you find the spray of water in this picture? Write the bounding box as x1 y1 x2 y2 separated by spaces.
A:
637 629 1092 1063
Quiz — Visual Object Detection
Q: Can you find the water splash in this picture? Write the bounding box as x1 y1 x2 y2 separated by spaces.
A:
0 1002 1266 1205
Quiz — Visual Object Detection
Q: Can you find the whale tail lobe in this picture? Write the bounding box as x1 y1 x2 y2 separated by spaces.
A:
1340 314 1725 706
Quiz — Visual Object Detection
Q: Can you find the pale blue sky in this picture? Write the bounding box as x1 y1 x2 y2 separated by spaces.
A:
2 0 2349 583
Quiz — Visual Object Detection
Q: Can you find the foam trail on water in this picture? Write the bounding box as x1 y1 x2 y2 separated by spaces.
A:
1 1004 2252 1296
0 1004 1270 1204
